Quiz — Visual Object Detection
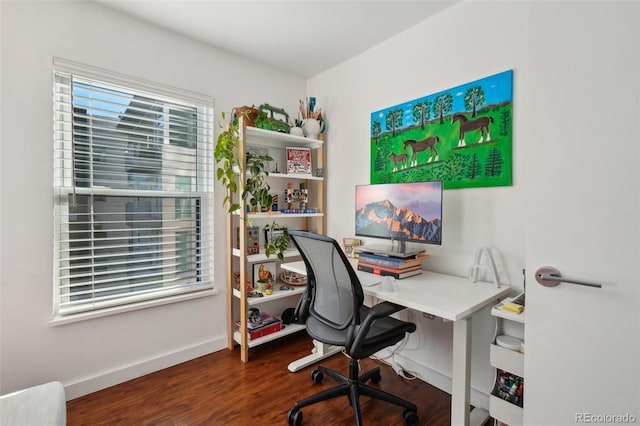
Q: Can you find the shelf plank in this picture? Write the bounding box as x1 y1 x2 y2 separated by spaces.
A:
268 172 323 181
233 323 306 348
245 212 324 219
491 297 525 323
233 285 306 306
281 261 306 275
246 126 323 149
232 248 301 262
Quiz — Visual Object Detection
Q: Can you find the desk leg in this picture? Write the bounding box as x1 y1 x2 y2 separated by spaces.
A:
451 318 471 426
287 339 341 372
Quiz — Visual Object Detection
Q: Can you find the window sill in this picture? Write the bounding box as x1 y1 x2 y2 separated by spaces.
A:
49 288 219 326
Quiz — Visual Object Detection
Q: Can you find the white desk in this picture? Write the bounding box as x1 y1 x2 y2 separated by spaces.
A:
284 260 511 426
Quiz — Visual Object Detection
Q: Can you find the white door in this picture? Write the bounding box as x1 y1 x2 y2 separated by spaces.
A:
523 2 639 425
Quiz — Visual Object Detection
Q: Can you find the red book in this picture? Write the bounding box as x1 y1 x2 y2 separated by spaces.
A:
357 262 423 279
248 321 282 340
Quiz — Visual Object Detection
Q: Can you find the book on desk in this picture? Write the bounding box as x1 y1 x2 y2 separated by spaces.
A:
356 250 427 279
357 251 429 269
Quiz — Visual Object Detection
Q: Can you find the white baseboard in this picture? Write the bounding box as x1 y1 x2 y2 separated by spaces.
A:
64 337 227 400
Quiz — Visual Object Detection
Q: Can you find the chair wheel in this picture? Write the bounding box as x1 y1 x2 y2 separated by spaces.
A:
288 408 303 426
370 372 382 384
403 410 419 426
311 369 324 384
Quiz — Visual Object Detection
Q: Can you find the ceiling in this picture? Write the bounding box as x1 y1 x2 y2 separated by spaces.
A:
94 0 459 79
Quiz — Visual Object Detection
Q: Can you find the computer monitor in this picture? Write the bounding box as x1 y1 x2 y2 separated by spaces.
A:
355 180 443 257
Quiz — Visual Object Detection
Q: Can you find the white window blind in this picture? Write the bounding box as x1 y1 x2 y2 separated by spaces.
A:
53 58 214 317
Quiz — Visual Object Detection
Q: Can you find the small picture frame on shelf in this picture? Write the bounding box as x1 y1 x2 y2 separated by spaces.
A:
342 238 362 258
264 224 287 246
253 261 276 285
286 147 312 175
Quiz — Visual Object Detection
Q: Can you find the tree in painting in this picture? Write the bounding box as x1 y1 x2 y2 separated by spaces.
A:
385 109 403 137
371 119 382 144
464 85 486 117
485 147 503 177
432 93 453 124
412 100 431 130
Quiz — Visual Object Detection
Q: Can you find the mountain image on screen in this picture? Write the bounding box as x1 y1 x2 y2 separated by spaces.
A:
356 199 441 243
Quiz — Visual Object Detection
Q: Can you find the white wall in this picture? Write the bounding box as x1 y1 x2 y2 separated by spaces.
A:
0 1 306 398
308 1 531 409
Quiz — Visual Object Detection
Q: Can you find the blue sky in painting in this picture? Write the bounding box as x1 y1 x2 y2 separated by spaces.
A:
371 70 513 130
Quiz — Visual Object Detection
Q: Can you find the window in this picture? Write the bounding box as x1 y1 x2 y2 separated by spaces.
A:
53 58 214 318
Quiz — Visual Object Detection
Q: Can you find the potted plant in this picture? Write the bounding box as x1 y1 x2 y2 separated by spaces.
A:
214 109 290 260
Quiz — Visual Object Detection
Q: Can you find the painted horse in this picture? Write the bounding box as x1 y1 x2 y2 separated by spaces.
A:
451 113 493 147
403 136 440 166
389 152 407 171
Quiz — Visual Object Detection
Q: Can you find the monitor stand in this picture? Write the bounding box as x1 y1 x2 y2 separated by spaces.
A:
358 240 425 258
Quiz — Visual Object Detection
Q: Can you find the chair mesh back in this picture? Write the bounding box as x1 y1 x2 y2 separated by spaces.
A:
290 232 363 329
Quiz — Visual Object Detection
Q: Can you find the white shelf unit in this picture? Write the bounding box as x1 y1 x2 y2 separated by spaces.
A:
490 297 525 425
225 117 325 362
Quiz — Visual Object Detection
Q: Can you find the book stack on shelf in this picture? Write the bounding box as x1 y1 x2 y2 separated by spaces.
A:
237 311 282 340
356 251 429 279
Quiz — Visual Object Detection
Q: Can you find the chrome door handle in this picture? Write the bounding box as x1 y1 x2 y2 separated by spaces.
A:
535 266 602 288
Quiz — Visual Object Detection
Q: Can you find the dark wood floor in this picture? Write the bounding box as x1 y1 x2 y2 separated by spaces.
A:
67 331 454 425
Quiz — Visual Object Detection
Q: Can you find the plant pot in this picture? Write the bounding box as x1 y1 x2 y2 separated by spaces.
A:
234 106 259 127
256 279 273 293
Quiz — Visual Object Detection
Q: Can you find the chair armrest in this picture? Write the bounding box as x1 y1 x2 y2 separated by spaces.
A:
349 301 407 354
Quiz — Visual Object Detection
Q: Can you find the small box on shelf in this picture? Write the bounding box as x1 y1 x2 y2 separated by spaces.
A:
237 311 283 340
236 226 260 255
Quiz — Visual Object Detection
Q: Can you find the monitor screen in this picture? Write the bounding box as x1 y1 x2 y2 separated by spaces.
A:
355 181 443 249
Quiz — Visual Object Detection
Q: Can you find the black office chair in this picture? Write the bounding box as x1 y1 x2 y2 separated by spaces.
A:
286 231 419 426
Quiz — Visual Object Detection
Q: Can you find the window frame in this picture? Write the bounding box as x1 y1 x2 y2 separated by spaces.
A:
51 58 216 323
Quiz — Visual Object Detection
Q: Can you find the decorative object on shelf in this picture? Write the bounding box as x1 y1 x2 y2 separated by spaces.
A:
234 105 259 127
256 279 273 294
492 370 524 407
215 111 291 259
342 238 362 258
233 271 253 291
290 127 304 137
254 262 276 286
290 115 304 136
299 97 325 139
286 147 312 175
236 226 260 255
248 307 262 326
280 271 307 286
315 168 323 178
264 221 290 261
264 223 287 246
284 181 310 211
256 103 290 133
302 118 320 138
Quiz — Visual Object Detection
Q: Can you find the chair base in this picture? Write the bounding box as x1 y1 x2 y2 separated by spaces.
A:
288 358 418 426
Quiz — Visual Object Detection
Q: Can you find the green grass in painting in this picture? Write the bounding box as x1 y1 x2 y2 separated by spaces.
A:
370 104 512 189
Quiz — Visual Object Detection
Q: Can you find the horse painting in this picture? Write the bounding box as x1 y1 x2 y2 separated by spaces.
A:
389 152 407 171
403 136 440 166
452 113 494 147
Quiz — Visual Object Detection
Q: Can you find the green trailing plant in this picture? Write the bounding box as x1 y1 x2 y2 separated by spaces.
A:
264 221 290 261
214 109 290 259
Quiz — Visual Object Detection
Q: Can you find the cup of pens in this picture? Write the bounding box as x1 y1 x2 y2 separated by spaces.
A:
299 97 323 139
302 118 320 138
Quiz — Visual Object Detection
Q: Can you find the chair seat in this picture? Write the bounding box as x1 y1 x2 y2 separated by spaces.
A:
307 306 416 358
